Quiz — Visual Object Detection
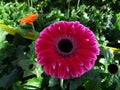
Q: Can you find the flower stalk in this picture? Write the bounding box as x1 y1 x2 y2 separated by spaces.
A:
77 0 80 10
31 23 38 39
60 79 64 90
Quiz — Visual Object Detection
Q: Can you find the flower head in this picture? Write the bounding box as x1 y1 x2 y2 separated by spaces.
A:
35 21 99 79
108 64 119 74
19 14 38 24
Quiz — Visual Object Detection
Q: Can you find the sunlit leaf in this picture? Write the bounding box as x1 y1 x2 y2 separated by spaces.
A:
0 28 8 49
23 77 42 89
116 13 120 30
0 24 37 40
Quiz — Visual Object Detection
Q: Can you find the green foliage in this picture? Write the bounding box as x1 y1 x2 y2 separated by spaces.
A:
0 0 120 90
116 13 120 30
0 69 22 89
0 1 37 26
0 28 8 49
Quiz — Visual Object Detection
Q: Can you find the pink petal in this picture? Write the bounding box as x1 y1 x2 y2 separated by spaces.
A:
37 56 51 65
78 49 97 59
44 64 51 75
58 62 66 79
55 21 69 36
39 33 53 41
69 60 81 77
78 55 95 70
44 62 56 75
82 46 100 55
64 71 70 79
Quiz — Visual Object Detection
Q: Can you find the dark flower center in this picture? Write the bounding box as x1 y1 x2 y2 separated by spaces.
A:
108 64 119 74
58 39 73 53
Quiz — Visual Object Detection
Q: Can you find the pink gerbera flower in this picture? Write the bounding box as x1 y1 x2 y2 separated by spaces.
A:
35 21 99 79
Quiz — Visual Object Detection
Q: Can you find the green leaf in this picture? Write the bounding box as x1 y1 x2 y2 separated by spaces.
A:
0 28 8 49
49 77 59 87
32 63 43 78
116 13 120 30
18 24 32 35
0 28 8 42
99 58 106 65
70 9 78 21
0 41 7 50
23 77 42 89
112 0 117 3
69 78 84 90
17 2 27 11
85 69 103 80
0 69 22 89
27 41 36 62
100 47 114 62
85 77 102 90
18 59 34 77
12 81 26 90
115 77 120 90
0 43 16 60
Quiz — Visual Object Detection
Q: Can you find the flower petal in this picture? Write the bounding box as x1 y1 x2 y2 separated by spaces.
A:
78 55 95 70
57 62 66 79
78 49 97 59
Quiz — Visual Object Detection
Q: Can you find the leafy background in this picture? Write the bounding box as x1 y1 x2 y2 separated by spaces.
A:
0 0 120 90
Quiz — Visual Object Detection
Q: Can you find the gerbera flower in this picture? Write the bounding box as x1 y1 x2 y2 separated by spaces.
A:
19 14 38 24
35 21 99 79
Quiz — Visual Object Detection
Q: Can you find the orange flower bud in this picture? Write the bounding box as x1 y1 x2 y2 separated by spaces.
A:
19 14 39 24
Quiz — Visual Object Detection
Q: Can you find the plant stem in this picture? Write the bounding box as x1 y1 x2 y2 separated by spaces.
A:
32 24 36 33
40 7 44 28
77 0 80 10
15 0 18 2
32 24 38 39
28 0 30 7
67 0 71 20
60 79 64 90
31 0 33 7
